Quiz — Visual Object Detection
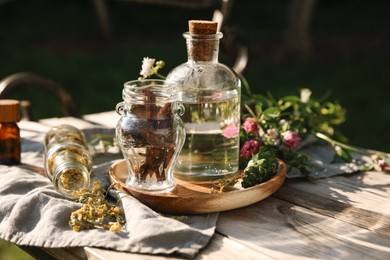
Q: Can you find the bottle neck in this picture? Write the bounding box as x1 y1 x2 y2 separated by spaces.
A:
184 32 222 63
53 159 90 198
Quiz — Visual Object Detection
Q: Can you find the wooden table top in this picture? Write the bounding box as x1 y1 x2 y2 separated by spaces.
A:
19 111 390 259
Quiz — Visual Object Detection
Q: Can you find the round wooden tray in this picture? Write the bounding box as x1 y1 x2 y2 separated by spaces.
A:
109 159 287 214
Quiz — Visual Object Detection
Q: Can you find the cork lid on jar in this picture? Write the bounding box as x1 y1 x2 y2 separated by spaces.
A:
188 20 218 35
0 99 21 122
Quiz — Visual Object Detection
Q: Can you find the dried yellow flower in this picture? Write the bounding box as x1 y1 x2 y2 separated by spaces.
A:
69 179 125 232
109 222 122 232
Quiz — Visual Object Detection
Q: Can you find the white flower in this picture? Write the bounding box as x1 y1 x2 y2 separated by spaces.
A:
279 119 287 126
267 128 279 139
300 88 312 103
140 57 155 78
273 139 280 146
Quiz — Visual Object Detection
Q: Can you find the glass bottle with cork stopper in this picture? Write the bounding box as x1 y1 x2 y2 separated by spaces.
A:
166 20 241 182
0 99 21 165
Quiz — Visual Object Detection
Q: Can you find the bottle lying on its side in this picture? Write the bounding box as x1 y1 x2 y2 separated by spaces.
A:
44 124 92 199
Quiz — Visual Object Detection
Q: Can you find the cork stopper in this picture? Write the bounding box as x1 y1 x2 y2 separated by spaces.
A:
186 20 220 62
189 20 218 35
0 99 20 122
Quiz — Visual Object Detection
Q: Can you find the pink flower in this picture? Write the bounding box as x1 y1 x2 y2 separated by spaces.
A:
283 130 301 150
378 159 387 171
222 124 239 139
240 139 260 159
243 117 259 134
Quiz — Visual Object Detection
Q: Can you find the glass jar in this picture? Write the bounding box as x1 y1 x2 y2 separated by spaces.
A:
44 124 92 198
166 20 241 182
115 79 185 193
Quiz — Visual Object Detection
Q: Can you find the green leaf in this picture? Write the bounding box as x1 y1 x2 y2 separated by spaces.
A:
263 107 280 118
255 104 263 117
280 96 301 103
241 146 279 188
333 146 353 163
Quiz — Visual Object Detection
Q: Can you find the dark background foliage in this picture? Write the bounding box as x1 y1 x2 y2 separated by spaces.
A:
0 0 389 147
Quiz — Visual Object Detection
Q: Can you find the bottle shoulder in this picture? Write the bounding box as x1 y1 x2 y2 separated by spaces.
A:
0 122 20 137
166 62 240 90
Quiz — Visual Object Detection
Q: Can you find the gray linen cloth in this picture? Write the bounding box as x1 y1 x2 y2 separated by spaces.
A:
0 123 217 259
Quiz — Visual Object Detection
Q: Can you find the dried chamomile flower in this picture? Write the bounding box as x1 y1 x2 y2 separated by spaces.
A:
171 215 188 221
211 173 242 193
69 180 125 232
60 170 84 190
109 222 122 232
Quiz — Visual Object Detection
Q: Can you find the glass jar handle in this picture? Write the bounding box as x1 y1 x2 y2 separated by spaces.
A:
174 103 185 116
115 102 125 115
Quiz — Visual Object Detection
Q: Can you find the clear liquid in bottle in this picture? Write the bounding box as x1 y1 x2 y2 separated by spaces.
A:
175 94 240 182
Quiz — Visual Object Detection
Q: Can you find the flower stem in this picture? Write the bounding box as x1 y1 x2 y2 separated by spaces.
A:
239 74 251 96
154 71 166 79
315 132 389 157
149 65 166 79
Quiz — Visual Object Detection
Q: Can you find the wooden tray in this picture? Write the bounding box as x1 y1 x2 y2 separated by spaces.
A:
109 159 287 214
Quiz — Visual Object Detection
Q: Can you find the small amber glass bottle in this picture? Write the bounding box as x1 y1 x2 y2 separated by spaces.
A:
0 99 21 165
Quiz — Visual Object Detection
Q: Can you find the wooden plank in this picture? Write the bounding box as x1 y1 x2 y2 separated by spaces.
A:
275 172 390 216
317 172 390 214
274 184 390 237
217 197 390 259
272 172 390 238
85 247 173 259
277 172 390 216
40 247 87 260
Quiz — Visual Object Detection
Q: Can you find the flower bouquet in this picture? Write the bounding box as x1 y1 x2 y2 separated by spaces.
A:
239 80 390 177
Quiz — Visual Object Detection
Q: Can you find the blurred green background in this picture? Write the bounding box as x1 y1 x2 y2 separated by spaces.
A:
0 0 389 257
